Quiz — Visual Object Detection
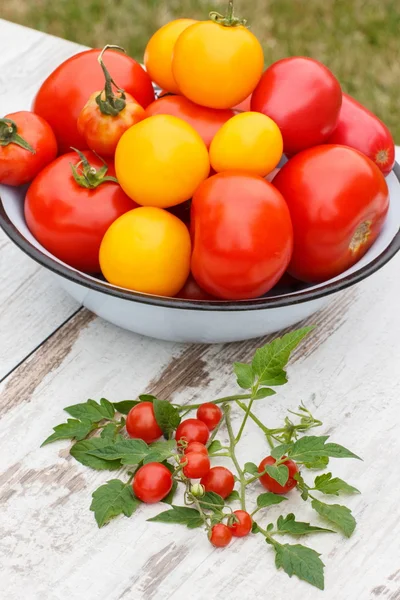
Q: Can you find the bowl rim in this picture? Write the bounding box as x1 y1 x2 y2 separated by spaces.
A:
1 163 400 313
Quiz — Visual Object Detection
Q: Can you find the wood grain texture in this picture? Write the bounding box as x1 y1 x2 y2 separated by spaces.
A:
1 20 400 600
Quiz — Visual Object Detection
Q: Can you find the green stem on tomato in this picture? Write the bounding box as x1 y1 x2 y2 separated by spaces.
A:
178 393 252 412
235 396 255 444
223 404 247 511
206 414 226 449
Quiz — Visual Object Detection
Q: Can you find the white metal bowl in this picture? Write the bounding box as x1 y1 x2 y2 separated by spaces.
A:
1 165 400 343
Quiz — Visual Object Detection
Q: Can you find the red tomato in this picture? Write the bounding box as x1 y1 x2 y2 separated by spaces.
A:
0 111 57 186
191 172 293 300
144 95 235 148
175 419 209 445
180 452 211 478
24 150 135 273
210 523 232 548
176 275 216 301
196 403 222 431
200 466 235 499
251 57 342 155
133 463 173 503
33 48 155 153
234 95 252 112
228 510 252 537
273 145 389 282
258 456 298 494
326 93 395 176
184 442 208 456
126 402 162 443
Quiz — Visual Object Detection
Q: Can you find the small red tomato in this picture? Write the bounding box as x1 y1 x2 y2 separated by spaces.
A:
0 111 57 186
184 442 208 456
175 419 209 445
251 57 342 155
229 510 252 537
126 402 162 443
326 93 395 175
144 95 235 148
200 466 235 499
180 451 211 479
258 456 299 494
176 275 216 301
133 462 173 503
210 523 233 548
196 403 222 431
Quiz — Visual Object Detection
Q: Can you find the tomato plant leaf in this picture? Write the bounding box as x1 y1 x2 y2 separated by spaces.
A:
265 464 289 487
311 499 356 537
271 443 292 460
161 481 178 505
90 479 139 527
313 473 360 496
287 436 361 463
207 440 223 455
139 394 157 403
244 462 259 475
233 362 254 389
153 399 181 438
41 419 94 446
64 398 115 423
271 540 325 590
257 492 287 508
198 492 225 512
323 443 362 461
226 490 241 502
100 423 119 440
148 506 203 529
143 439 177 464
277 513 334 535
304 456 330 470
254 388 276 400
87 436 149 464
70 438 122 470
112 400 139 414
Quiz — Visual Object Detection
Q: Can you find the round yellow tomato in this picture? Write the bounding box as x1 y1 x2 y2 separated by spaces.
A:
172 20 264 109
115 115 210 208
210 112 283 176
144 19 197 94
99 207 191 296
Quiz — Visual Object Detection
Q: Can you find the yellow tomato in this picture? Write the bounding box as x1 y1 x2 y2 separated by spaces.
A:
115 115 210 208
210 112 283 176
99 207 191 296
144 19 197 94
172 20 264 109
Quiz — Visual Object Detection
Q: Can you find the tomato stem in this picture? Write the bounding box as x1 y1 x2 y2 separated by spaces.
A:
69 147 118 189
96 45 127 116
209 0 247 27
223 404 247 511
0 118 35 153
178 393 252 411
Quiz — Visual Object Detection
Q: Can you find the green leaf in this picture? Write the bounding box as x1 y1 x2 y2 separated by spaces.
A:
207 440 223 455
272 541 325 590
277 513 334 535
323 443 362 461
265 464 289 487
251 327 313 387
254 388 276 400
233 362 254 389
271 444 292 460
252 521 261 533
226 490 241 502
88 436 149 464
148 506 203 529
153 399 181 438
112 400 139 414
161 481 178 505
287 436 361 463
311 499 356 537
198 492 224 512
90 479 139 527
244 462 259 475
304 456 330 470
143 439 177 464
139 394 157 403
313 473 360 496
70 438 122 470
257 492 287 508
101 423 119 440
293 472 310 501
41 419 94 446
64 398 115 423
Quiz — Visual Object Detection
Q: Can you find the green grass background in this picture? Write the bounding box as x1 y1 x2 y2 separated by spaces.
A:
3 0 399 140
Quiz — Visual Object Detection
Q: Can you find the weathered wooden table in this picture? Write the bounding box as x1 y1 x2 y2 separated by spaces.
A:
1 18 400 600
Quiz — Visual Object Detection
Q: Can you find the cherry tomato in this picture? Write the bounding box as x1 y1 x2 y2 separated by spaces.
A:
0 111 57 186
196 403 222 431
326 93 395 176
273 145 389 283
172 16 264 109
210 523 232 548
251 57 342 155
234 95 252 112
258 456 299 494
200 466 235 499
228 510 252 537
99 207 191 296
175 419 209 445
33 48 155 153
184 442 208 456
144 96 235 148
176 275 216 301
115 115 210 208
191 172 293 300
25 150 134 273
209 112 283 176
180 452 211 479
133 462 173 503
144 19 197 93
126 402 162 443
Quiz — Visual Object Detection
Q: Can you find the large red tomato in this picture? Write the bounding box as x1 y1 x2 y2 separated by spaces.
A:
25 150 136 273
191 172 293 300
144 95 235 148
251 57 342 155
273 145 389 283
326 93 395 176
33 49 155 153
